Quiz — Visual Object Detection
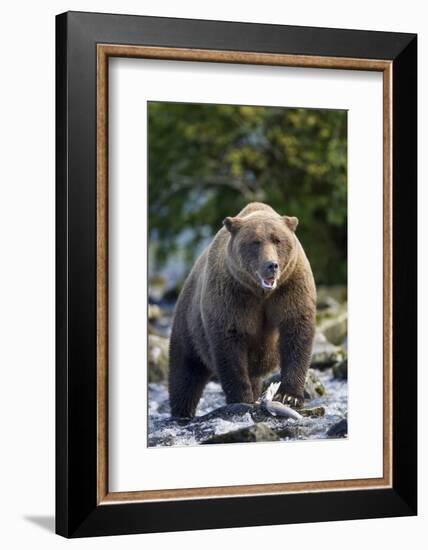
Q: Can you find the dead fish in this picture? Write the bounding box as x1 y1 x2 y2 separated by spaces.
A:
259 381 303 421
261 381 281 402
263 400 303 420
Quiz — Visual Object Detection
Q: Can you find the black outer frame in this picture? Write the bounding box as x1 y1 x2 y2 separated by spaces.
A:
56 11 417 538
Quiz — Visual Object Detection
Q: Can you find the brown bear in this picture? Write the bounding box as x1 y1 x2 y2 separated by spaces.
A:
168 202 316 418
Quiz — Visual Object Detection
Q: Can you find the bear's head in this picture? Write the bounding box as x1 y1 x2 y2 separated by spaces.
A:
223 212 299 292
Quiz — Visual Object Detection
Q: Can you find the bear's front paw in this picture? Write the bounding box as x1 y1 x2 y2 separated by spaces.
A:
273 388 304 409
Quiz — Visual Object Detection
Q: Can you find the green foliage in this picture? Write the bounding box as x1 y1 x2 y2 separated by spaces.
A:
148 102 347 285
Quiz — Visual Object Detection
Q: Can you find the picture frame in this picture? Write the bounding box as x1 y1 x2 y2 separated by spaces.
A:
56 10 417 538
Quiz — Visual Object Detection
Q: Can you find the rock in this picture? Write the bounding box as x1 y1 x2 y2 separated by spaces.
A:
152 317 173 338
311 331 345 368
250 406 273 423
148 304 162 321
316 297 342 325
319 310 348 346
262 368 326 400
317 285 347 304
148 275 167 302
148 434 175 447
148 334 169 382
202 423 279 444
274 425 301 439
317 295 340 311
196 403 254 422
327 418 348 438
148 303 173 338
148 323 159 336
332 359 348 380
162 284 182 304
304 369 326 399
299 406 325 417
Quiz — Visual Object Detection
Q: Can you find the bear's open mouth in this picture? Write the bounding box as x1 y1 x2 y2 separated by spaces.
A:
257 272 278 290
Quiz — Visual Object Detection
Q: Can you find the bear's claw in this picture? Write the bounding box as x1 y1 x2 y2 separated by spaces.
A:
274 392 303 409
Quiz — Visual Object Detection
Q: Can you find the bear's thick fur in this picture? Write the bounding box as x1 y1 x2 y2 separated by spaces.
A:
169 202 316 417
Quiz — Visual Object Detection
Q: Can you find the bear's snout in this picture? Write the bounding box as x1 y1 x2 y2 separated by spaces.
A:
264 260 279 274
257 259 280 290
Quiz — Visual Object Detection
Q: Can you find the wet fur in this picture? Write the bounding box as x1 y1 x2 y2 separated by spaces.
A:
169 202 316 417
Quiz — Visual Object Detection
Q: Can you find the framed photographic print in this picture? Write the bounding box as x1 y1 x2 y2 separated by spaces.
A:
56 11 417 538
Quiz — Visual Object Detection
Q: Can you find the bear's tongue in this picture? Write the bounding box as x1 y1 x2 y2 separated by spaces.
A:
257 271 277 290
263 276 276 287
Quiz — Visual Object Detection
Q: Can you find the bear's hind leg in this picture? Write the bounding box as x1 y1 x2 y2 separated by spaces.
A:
169 347 210 418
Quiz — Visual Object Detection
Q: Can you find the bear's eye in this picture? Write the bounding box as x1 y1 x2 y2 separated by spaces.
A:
272 236 281 245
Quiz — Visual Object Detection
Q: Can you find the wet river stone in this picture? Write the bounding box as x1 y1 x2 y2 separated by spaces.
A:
332 359 348 380
299 406 325 417
327 418 348 438
148 334 169 382
318 311 348 346
202 423 279 444
195 403 254 422
311 331 345 368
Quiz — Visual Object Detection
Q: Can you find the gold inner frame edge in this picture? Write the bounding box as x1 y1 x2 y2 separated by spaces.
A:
96 44 393 505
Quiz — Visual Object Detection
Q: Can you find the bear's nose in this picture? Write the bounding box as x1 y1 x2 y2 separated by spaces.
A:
266 261 279 273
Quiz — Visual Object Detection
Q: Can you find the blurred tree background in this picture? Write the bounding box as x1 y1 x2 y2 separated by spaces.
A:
148 102 347 288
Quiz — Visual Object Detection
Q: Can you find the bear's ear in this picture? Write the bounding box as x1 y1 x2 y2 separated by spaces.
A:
283 216 299 232
223 216 244 234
